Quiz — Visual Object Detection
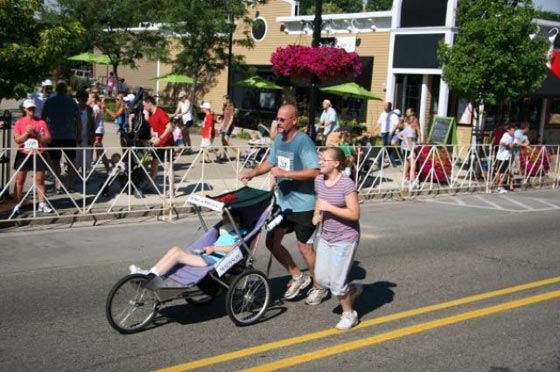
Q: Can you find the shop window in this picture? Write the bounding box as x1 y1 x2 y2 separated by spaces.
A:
400 0 448 28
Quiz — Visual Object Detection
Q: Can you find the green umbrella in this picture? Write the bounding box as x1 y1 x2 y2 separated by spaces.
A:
68 52 111 65
233 75 282 90
154 73 193 84
320 82 382 101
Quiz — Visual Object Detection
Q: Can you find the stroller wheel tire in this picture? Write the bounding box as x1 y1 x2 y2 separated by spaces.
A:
226 269 270 326
106 274 159 334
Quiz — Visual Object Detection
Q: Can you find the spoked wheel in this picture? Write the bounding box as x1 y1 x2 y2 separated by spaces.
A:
106 274 159 334
226 269 270 326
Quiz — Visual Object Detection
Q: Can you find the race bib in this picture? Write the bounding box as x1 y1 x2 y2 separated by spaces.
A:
214 246 243 277
277 151 293 171
24 139 39 151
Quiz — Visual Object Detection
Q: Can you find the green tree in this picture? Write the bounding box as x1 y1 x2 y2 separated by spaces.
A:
438 0 549 139
300 0 362 15
51 0 168 80
161 0 254 104
0 0 82 101
365 0 393 11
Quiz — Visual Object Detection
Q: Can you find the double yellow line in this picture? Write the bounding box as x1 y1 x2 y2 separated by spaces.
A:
157 276 560 372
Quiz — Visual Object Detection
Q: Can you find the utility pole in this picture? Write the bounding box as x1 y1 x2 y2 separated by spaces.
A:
307 0 322 141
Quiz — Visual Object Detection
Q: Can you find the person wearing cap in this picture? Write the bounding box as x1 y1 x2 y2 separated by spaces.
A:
12 99 53 215
26 79 54 118
376 102 400 167
42 80 81 194
216 95 236 162
172 91 192 153
199 102 216 163
142 95 175 196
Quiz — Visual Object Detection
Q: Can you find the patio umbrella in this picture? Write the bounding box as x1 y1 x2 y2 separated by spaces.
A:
153 73 193 84
320 82 382 101
67 52 111 65
233 75 282 90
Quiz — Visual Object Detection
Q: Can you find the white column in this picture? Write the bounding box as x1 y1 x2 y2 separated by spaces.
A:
438 78 449 117
419 75 429 143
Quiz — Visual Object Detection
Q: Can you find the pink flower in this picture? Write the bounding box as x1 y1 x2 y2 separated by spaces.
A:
271 45 362 82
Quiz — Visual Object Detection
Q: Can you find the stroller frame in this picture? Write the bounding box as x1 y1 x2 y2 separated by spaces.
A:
105 187 275 334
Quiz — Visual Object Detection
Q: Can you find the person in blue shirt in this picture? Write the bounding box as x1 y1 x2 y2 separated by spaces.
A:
129 214 246 276
239 104 328 306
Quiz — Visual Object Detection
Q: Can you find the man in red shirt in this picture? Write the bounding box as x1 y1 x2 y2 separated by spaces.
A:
143 95 175 197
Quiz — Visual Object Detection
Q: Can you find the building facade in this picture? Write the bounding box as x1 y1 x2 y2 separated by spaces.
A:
97 0 560 145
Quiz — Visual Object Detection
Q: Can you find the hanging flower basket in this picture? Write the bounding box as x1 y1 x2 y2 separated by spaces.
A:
270 45 362 86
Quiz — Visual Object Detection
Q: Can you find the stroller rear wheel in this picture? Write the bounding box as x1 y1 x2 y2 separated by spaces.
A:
226 269 270 326
106 274 159 334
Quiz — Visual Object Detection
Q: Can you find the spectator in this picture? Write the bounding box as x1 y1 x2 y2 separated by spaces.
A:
217 95 236 162
143 95 175 197
104 93 128 148
118 78 128 94
27 79 54 118
199 102 216 163
313 146 362 330
89 93 110 172
494 124 516 193
41 80 81 194
376 102 400 167
512 122 530 174
239 104 325 304
171 91 192 153
74 90 95 174
317 99 339 146
107 72 117 97
172 118 184 159
12 99 52 214
398 108 420 189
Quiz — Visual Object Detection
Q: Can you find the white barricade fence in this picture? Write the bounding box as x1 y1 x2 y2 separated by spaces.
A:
0 143 559 223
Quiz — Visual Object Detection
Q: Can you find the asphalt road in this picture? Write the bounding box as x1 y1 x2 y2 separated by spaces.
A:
1 190 559 372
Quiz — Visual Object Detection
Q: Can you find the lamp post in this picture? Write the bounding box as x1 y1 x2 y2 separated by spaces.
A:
307 0 322 141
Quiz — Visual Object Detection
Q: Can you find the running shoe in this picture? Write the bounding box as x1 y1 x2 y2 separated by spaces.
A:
284 273 312 300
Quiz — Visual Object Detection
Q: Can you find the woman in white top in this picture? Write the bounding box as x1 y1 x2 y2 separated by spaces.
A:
89 93 110 172
172 91 192 152
398 108 420 189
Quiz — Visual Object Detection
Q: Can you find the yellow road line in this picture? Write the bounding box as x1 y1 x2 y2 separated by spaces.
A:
244 290 560 372
156 276 560 372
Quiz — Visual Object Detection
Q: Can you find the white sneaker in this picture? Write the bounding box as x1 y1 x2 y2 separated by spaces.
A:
305 287 329 305
38 203 52 214
336 310 359 330
498 187 508 194
128 264 150 275
12 205 20 215
284 273 312 300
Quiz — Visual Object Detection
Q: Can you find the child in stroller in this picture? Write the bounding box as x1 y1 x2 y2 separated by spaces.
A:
106 187 275 333
128 212 248 279
240 125 272 168
99 149 152 198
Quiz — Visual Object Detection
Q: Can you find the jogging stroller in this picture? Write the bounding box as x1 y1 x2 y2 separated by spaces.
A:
105 187 275 333
99 147 152 198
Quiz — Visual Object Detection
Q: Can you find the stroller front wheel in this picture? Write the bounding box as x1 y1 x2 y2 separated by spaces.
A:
106 274 159 334
226 269 270 326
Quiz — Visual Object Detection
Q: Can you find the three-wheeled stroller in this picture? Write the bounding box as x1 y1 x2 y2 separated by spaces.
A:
105 187 274 333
